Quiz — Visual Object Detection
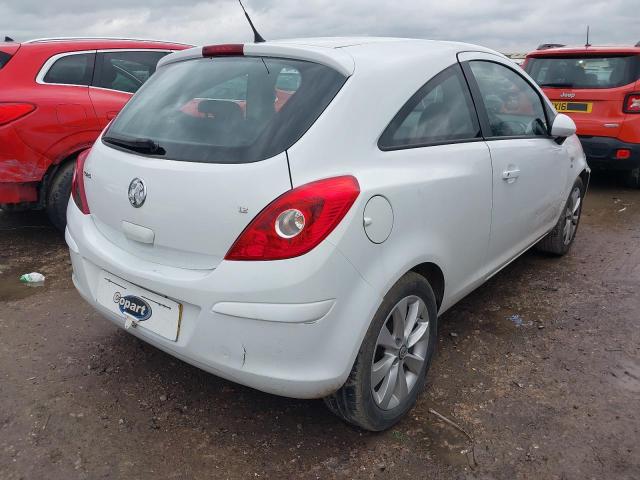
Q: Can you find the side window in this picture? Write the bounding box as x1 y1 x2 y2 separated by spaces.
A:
379 65 480 149
469 61 549 138
93 51 169 94
43 53 95 86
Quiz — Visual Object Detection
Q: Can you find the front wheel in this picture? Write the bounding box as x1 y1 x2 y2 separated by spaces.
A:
324 272 438 431
536 177 584 256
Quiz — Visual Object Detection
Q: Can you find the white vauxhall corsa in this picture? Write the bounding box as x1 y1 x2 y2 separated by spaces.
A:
66 37 589 431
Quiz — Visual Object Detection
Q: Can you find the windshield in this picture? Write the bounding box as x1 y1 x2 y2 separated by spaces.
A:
104 56 346 163
526 55 639 89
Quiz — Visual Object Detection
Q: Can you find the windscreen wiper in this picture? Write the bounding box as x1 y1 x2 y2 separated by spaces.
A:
102 135 166 155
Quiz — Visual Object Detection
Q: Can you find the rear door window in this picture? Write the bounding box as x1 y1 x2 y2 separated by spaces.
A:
526 55 639 89
93 50 170 93
103 56 346 164
379 64 480 149
43 53 95 86
468 61 549 138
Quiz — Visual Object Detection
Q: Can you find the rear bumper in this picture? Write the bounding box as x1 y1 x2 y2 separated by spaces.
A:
579 136 640 171
65 201 381 399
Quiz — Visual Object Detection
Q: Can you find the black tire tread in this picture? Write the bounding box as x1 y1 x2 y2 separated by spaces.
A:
324 272 438 431
536 177 584 256
45 160 75 232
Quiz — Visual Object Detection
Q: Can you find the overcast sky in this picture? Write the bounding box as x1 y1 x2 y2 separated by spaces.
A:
1 0 637 52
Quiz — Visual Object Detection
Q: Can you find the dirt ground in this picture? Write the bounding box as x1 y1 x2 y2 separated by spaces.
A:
1 173 638 480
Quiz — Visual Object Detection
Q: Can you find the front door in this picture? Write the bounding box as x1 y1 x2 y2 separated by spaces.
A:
459 53 567 272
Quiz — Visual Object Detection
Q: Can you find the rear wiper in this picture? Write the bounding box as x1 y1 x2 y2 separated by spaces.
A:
538 82 574 88
103 135 166 155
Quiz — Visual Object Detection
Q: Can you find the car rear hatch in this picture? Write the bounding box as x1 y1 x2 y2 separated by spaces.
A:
82 49 348 269
526 54 640 137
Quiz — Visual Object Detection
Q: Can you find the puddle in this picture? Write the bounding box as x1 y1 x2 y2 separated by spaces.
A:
0 267 46 302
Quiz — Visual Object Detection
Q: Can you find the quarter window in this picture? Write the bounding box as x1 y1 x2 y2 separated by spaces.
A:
379 65 480 149
43 53 95 86
93 51 169 93
469 61 549 138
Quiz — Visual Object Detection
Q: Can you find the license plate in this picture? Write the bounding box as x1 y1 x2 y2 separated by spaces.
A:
96 271 182 341
552 101 593 113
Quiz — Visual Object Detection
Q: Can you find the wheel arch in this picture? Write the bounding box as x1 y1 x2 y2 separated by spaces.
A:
409 262 445 311
578 168 591 192
39 146 89 207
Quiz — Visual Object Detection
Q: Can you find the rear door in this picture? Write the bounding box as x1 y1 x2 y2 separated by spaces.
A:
89 50 171 129
460 52 567 272
29 51 98 160
525 54 640 138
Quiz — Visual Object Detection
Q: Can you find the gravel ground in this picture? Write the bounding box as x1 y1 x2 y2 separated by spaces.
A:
0 173 638 479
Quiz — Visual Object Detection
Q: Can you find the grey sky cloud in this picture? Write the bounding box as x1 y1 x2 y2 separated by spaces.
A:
1 0 637 52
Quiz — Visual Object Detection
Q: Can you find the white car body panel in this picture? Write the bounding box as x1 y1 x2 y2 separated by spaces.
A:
67 37 588 399
84 141 291 269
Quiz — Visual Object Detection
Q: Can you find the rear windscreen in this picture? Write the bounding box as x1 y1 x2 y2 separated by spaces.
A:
0 51 12 69
103 56 347 163
525 55 639 89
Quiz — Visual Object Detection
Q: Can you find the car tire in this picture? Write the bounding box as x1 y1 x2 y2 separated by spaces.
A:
45 160 75 232
536 177 584 256
324 272 438 431
624 168 640 189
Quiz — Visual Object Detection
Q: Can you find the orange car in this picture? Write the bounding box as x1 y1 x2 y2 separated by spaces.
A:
524 43 640 187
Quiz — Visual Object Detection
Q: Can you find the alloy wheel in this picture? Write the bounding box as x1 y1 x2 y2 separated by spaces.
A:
563 186 582 246
371 295 430 410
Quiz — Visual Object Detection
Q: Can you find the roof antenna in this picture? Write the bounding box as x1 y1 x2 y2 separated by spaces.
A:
585 25 591 48
4 36 14 42
238 0 265 43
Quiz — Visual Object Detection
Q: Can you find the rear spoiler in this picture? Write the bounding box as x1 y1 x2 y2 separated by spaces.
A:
157 43 355 77
636 41 640 47
0 43 20 55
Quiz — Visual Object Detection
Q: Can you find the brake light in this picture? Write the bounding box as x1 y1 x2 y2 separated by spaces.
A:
623 93 640 114
71 149 90 214
0 103 35 126
202 44 244 57
225 176 360 261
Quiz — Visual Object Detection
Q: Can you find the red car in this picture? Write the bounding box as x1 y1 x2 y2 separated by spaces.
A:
524 43 640 187
0 37 189 229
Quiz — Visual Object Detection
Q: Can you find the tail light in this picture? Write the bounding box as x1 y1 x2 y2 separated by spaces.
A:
623 93 640 114
0 103 35 126
202 44 244 57
71 149 91 214
615 149 631 160
225 176 360 261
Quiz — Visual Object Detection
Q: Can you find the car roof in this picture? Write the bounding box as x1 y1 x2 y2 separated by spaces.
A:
19 37 190 52
161 36 502 77
272 36 490 52
527 45 640 57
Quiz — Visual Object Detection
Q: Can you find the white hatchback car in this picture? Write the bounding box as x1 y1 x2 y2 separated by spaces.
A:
66 37 589 431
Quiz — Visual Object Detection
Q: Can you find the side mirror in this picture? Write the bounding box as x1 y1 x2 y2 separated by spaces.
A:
550 113 576 143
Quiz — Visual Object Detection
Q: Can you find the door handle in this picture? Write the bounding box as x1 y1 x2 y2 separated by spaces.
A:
502 168 521 182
